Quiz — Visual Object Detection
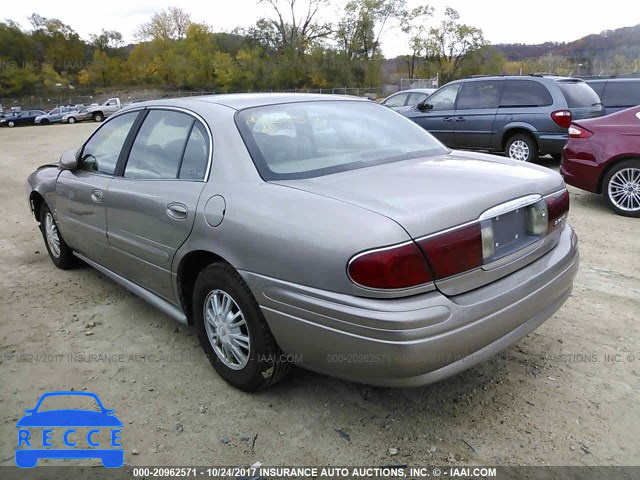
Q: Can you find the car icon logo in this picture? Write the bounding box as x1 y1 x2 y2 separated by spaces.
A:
15 391 123 468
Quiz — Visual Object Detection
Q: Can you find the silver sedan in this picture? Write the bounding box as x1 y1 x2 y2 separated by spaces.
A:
26 94 579 391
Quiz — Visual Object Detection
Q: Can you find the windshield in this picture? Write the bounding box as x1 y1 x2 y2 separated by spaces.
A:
556 81 601 108
236 100 448 180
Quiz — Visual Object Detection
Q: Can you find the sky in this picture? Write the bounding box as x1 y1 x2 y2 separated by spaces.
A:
3 0 640 57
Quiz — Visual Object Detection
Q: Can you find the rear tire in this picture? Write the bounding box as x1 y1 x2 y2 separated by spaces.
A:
603 159 640 217
93 112 104 122
39 204 76 269
505 133 538 162
194 263 290 391
68 116 76 124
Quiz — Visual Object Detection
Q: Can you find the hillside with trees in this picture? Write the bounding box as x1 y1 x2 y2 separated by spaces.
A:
0 2 638 100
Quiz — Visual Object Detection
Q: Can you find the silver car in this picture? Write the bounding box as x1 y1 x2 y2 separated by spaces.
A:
381 88 437 111
26 94 579 391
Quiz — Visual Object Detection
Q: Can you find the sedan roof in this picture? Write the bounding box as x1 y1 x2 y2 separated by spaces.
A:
135 93 367 111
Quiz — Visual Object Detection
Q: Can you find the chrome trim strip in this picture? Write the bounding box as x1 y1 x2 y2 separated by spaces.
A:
543 188 568 199
74 252 188 324
479 194 542 220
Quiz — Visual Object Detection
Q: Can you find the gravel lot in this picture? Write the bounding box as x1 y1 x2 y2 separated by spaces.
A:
1 123 638 470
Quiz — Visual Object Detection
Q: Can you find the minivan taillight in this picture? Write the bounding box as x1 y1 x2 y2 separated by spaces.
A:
417 223 483 280
568 125 593 138
546 189 570 233
347 242 433 289
551 110 572 128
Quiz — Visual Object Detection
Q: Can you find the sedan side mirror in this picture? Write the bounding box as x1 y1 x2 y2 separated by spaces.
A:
59 149 78 170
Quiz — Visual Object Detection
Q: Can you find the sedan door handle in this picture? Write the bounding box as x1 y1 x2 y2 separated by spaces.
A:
90 189 103 204
166 203 188 220
455 116 466 122
443 117 454 122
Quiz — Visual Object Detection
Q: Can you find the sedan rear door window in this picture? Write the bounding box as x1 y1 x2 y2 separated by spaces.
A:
124 110 196 180
383 93 409 107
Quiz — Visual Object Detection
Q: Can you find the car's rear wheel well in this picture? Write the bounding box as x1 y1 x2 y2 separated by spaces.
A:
177 250 230 323
598 157 640 194
502 128 538 151
30 192 45 222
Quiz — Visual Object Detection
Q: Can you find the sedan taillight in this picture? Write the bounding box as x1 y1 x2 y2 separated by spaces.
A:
347 242 433 289
568 125 593 138
546 189 570 233
417 224 483 280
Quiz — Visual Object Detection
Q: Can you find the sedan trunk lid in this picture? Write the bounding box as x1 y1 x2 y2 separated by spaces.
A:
274 151 566 295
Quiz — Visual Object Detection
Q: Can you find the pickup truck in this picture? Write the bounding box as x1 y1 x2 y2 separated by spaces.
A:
86 98 122 122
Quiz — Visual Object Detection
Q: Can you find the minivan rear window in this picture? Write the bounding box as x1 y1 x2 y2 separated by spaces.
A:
556 81 601 108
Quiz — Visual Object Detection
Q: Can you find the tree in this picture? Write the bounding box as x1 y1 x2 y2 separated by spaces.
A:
90 30 124 52
336 0 408 85
400 5 433 79
424 7 486 82
27 13 86 75
257 0 332 56
136 7 192 41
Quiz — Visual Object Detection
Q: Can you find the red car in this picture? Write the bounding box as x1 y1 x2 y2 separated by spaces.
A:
561 106 640 217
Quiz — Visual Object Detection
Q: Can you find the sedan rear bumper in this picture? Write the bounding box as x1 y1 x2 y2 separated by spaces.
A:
560 143 601 193
241 226 579 387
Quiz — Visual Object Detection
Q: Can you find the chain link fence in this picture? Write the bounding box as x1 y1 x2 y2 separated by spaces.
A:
1 86 387 112
400 76 439 90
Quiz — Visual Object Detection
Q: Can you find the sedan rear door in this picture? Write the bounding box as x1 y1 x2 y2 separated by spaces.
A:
104 108 211 301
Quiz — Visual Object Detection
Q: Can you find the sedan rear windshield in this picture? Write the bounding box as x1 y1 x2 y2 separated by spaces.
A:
556 81 601 108
236 100 448 180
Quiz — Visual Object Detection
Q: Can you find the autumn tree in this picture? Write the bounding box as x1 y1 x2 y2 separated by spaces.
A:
136 7 192 41
424 7 486 82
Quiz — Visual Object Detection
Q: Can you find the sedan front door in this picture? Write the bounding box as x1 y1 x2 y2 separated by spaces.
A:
55 112 140 265
104 109 211 301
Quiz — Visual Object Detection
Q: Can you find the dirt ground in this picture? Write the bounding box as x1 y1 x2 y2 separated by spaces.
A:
0 123 638 472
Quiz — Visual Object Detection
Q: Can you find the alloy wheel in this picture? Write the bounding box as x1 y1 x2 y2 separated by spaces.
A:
203 289 251 370
44 213 61 258
608 167 640 212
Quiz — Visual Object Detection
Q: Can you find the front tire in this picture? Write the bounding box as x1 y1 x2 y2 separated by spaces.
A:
506 133 538 162
194 263 290 391
39 204 76 269
8 120 15 127
603 159 640 217
68 116 76 124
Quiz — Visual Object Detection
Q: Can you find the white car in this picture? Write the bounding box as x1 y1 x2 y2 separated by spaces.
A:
381 88 437 111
